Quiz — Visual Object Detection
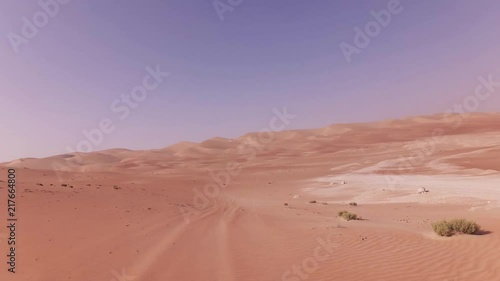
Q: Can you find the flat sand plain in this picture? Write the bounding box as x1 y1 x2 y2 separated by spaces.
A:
1 113 500 281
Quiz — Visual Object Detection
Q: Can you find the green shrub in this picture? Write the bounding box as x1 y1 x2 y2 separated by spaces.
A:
338 210 358 221
432 219 480 237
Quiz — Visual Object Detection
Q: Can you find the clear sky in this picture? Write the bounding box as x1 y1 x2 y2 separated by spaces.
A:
1 0 500 162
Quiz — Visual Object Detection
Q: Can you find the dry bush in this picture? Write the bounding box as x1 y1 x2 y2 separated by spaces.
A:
338 210 358 221
432 219 480 237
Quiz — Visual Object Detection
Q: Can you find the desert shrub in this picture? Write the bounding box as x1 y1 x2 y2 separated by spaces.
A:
348 202 358 206
432 221 454 237
449 219 480 234
309 200 317 204
338 210 358 221
432 219 480 237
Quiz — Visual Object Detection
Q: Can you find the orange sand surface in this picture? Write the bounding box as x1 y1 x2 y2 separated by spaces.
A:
1 113 500 281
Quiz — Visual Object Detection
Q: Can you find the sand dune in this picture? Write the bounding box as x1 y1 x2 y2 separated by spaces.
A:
1 113 500 281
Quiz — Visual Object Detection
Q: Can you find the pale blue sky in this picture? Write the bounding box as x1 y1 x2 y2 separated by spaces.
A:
1 0 500 161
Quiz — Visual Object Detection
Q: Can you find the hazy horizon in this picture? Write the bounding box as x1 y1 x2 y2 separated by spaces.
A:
2 3 500 280
1 0 500 162
3 110 500 163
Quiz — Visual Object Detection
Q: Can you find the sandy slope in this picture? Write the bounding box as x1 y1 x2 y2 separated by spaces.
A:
1 113 500 281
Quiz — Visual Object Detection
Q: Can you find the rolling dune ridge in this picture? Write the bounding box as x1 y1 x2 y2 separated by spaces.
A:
1 113 500 281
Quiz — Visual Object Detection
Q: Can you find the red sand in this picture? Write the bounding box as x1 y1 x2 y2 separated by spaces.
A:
1 113 500 281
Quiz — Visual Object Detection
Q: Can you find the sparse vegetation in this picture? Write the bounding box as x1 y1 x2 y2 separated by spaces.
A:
309 200 317 204
348 202 358 206
61 184 68 187
338 210 358 221
432 219 480 237
432 221 453 237
113 185 121 190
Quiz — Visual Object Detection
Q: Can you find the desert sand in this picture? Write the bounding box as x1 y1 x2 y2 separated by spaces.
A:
1 113 500 281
